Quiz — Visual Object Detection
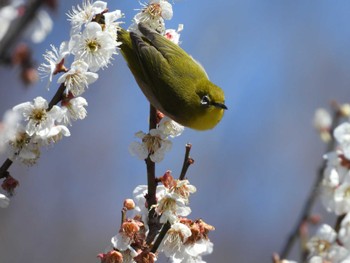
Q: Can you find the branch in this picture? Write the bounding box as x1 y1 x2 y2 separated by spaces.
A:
280 108 342 259
179 143 194 180
0 83 67 180
145 104 160 245
150 221 171 253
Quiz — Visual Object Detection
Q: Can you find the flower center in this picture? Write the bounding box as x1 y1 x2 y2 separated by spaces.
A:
30 108 46 124
142 134 162 154
315 239 331 254
145 3 162 19
86 39 101 53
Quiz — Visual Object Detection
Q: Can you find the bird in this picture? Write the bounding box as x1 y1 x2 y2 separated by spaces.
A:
117 22 227 130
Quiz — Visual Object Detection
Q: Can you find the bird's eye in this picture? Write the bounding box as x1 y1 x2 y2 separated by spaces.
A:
201 95 211 107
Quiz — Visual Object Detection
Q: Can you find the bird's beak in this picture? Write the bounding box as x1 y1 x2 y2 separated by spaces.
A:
212 102 228 110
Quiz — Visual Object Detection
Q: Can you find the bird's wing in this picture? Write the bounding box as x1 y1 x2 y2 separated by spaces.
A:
137 22 209 80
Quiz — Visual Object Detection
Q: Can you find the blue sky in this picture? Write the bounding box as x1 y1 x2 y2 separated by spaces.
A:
1 1 350 262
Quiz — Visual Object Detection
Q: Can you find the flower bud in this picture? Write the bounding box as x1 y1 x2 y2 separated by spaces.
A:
123 199 135 210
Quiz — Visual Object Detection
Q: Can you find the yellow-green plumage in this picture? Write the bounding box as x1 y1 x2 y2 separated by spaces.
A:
117 23 226 130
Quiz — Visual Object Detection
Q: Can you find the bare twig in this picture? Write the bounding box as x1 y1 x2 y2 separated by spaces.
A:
151 221 171 253
179 143 194 180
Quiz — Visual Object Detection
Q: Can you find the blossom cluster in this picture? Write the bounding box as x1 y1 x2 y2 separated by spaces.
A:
5 0 122 164
1 0 216 262
100 171 214 263
0 0 123 205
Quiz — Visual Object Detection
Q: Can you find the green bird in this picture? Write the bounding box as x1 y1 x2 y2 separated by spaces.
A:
117 22 227 130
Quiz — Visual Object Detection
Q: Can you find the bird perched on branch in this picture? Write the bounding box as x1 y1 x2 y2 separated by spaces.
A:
117 22 227 130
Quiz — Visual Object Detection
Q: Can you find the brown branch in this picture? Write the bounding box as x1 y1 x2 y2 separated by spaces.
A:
150 221 171 253
280 108 342 260
145 104 160 245
179 143 194 180
0 158 12 179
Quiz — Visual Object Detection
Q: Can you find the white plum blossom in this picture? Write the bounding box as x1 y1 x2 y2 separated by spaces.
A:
156 191 192 223
158 117 184 138
320 152 350 214
314 108 332 131
129 0 173 33
69 22 118 72
13 96 64 137
335 122 350 160
67 0 107 35
104 9 124 40
129 129 172 163
314 108 332 142
132 184 167 224
0 193 10 208
39 125 71 145
160 222 192 258
169 180 196 204
57 60 98 96
0 110 20 154
38 42 70 89
333 174 350 215
180 239 214 263
306 224 348 262
7 126 41 165
339 213 350 249
61 97 88 125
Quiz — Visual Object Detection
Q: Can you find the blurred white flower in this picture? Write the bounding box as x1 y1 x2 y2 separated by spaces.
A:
69 22 118 72
57 60 98 96
339 213 350 249
8 126 41 165
0 5 18 41
0 110 20 154
314 108 332 142
306 224 348 262
24 9 53 43
334 174 350 215
0 193 10 208
334 122 350 160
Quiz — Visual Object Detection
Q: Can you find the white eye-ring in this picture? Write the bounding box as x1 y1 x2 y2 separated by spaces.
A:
201 95 210 106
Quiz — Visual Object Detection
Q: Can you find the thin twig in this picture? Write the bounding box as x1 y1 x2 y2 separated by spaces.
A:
280 108 342 260
179 143 194 180
151 221 171 253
